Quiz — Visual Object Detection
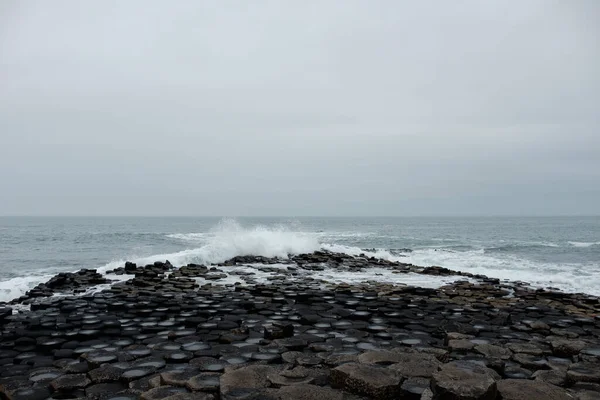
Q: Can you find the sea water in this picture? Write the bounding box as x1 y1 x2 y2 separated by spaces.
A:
1 216 599 302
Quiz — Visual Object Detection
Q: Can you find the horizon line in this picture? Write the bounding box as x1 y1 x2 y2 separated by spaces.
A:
1 215 599 218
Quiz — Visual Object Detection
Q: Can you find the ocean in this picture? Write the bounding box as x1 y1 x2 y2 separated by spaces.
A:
0 216 599 302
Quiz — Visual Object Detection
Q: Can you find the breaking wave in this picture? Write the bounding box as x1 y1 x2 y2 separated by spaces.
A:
2 219 599 303
98 219 320 273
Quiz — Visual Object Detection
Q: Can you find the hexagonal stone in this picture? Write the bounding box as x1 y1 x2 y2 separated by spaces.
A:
190 357 227 372
28 368 64 384
497 379 572 400
330 363 403 399
276 384 344 400
121 367 155 382
575 390 600 400
267 371 314 387
567 363 600 385
161 369 202 387
400 377 431 400
85 382 128 397
140 385 188 400
88 365 124 383
431 361 498 400
388 353 442 378
551 340 587 357
507 343 544 356
512 353 549 370
581 348 600 358
5 386 51 400
165 352 193 363
322 352 359 366
86 352 118 369
250 352 282 364
475 344 512 360
448 339 476 352
357 350 405 365
50 373 91 392
532 369 567 387
161 393 215 400
186 373 220 392
220 365 277 396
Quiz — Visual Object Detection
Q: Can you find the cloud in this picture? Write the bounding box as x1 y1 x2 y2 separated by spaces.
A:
0 0 598 215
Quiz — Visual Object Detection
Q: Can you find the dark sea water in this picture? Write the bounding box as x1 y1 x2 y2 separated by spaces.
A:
1 216 599 302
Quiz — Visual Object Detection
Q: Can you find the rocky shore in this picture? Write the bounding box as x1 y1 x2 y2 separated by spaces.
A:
1 251 599 399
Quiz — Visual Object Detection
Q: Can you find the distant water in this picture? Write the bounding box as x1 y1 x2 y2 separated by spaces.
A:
1 216 599 302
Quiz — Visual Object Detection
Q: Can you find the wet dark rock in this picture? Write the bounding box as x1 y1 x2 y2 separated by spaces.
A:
357 350 405 365
497 379 572 400
533 369 567 386
139 385 188 400
474 344 512 360
121 367 155 382
263 323 294 340
330 362 403 399
552 339 587 357
400 377 431 400
267 370 314 387
388 352 442 378
251 352 282 364
88 365 124 383
431 361 498 400
87 352 119 369
512 353 549 370
28 368 64 384
186 373 220 392
6 386 52 400
507 343 544 356
276 384 345 400
575 391 600 400
503 363 533 379
1 252 599 400
85 382 128 398
50 373 91 392
161 393 216 400
220 365 277 397
160 369 202 386
567 363 600 385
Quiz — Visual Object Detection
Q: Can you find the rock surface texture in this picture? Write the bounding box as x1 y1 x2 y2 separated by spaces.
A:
0 251 598 399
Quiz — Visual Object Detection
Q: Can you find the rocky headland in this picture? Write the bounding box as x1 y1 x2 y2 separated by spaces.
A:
1 251 599 399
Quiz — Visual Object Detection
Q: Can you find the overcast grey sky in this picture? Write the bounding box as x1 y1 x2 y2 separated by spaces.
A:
0 1 598 216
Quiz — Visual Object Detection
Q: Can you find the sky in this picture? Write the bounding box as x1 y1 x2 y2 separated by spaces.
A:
0 1 599 216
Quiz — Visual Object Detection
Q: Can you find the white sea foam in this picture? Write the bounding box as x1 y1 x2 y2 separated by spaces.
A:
406 248 600 296
191 263 471 289
99 219 320 273
0 274 54 303
317 243 600 296
321 243 405 261
166 233 209 242
3 220 599 303
569 241 600 248
527 241 560 248
98 226 600 297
